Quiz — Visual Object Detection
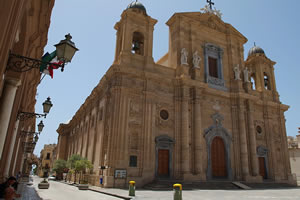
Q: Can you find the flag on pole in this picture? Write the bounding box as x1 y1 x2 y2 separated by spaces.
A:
40 50 63 78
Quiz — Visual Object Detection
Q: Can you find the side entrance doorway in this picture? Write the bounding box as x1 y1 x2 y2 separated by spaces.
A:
155 135 174 178
258 157 267 179
158 149 169 177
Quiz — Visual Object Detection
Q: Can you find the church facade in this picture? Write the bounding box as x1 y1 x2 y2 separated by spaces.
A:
56 2 294 187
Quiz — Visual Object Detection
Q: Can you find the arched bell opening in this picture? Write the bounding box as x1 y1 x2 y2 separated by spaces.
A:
263 72 271 90
250 73 256 90
131 32 144 55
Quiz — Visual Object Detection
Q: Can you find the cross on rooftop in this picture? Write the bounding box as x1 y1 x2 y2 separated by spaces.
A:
207 0 215 9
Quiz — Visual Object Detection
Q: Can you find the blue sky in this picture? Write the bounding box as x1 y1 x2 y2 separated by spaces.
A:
34 0 300 155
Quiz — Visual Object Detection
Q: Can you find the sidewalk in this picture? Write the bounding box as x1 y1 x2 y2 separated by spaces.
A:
58 181 132 200
16 178 41 200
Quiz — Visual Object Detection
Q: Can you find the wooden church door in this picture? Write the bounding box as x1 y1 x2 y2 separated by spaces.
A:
259 157 267 179
158 149 169 177
211 136 227 177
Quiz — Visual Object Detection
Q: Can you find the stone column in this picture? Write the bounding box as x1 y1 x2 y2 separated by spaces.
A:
194 88 204 178
247 101 259 176
0 78 21 160
12 136 21 174
4 119 20 176
238 100 250 178
181 86 190 175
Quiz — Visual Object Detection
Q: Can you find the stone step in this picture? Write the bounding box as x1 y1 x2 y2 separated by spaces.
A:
144 180 240 190
243 182 298 189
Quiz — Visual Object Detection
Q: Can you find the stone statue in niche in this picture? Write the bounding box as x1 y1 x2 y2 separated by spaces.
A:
181 48 188 65
243 67 250 83
233 64 241 80
193 51 201 68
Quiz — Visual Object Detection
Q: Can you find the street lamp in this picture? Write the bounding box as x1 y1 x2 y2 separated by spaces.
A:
37 121 45 133
21 120 44 137
17 97 53 121
7 33 78 72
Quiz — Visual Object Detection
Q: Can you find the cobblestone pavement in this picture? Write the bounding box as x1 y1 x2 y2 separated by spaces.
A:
15 178 41 200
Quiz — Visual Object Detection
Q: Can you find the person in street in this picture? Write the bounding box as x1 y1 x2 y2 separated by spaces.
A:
0 176 21 200
15 172 21 182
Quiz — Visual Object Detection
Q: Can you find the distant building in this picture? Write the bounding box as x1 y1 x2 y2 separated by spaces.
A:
38 144 57 177
288 135 300 181
57 2 294 188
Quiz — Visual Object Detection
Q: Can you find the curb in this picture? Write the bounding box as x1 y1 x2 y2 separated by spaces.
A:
57 180 131 200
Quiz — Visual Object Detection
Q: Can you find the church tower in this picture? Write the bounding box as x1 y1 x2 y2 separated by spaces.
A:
245 45 279 102
113 1 157 68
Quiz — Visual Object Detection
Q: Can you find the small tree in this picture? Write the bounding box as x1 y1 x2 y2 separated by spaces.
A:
52 159 68 180
75 158 93 184
67 154 82 183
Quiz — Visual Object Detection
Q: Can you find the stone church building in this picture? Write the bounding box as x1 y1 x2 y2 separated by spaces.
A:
56 2 294 187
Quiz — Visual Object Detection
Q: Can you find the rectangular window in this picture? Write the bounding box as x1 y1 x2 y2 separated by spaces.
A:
208 57 218 78
129 155 137 167
46 153 50 160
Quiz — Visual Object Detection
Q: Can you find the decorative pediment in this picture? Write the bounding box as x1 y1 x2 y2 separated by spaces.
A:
155 135 175 144
204 112 231 141
167 12 247 43
257 146 268 156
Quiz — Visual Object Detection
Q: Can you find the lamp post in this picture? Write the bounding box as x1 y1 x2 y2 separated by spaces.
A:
17 97 53 121
7 33 78 72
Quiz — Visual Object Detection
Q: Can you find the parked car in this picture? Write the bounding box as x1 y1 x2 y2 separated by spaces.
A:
48 176 56 181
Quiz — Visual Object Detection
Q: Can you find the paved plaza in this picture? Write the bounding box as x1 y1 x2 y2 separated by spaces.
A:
13 176 300 200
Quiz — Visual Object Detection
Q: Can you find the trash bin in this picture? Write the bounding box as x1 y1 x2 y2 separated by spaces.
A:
129 181 135 196
173 183 182 200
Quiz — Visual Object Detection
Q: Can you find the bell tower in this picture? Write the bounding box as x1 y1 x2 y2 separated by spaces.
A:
245 45 279 101
113 1 157 67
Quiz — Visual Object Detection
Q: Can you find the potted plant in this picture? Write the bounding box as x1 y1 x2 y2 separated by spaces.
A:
52 159 68 180
67 154 82 184
38 178 50 189
75 158 93 190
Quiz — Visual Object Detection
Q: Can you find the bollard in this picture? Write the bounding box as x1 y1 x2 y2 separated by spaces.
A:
129 181 135 196
173 183 182 200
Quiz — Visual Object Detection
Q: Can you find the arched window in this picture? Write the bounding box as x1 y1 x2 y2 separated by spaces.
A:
132 32 144 55
250 74 256 90
264 72 271 90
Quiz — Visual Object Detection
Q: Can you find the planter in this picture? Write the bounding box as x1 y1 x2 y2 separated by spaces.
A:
78 184 89 190
38 182 50 189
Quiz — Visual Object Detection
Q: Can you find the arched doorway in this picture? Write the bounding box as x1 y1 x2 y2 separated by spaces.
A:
205 113 232 180
211 136 227 178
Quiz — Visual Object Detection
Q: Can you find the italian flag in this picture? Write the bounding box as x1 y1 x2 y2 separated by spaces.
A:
40 50 63 78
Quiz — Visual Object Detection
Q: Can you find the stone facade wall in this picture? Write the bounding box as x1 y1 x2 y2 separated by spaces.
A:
0 0 55 181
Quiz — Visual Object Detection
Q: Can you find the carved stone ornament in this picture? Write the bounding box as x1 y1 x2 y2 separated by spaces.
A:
200 5 223 19
193 51 201 68
257 146 268 156
207 76 225 87
233 64 241 80
243 67 250 83
181 48 188 65
212 100 221 111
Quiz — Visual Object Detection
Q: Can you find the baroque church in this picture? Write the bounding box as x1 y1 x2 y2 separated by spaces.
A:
56 1 294 187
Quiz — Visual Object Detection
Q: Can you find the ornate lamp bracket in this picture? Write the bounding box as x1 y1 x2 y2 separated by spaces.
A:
17 111 47 121
6 52 63 73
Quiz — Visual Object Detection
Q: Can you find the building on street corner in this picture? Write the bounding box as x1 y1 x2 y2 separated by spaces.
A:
56 1 295 188
38 144 57 177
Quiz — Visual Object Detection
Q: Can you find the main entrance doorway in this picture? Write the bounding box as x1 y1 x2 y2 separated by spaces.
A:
158 149 169 177
258 157 267 179
211 136 227 178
